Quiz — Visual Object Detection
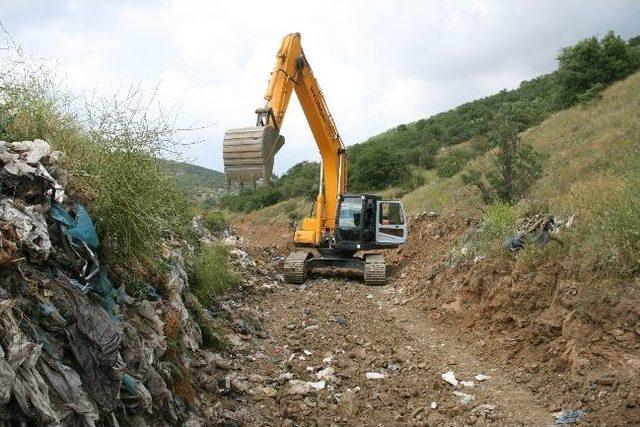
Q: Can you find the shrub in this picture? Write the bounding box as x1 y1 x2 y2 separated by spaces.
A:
556 31 640 107
192 244 240 305
462 118 545 203
471 202 518 256
436 148 474 178
203 210 228 232
0 54 192 265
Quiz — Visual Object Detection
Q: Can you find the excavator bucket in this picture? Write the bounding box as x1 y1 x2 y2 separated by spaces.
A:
223 125 284 186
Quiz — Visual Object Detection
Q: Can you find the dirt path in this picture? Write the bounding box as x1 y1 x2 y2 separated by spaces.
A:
232 271 554 426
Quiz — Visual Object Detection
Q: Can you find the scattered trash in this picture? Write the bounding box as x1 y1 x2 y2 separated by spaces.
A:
475 373 491 382
333 315 348 326
554 409 585 425
471 403 496 415
452 391 475 405
287 380 325 395
303 349 312 356
316 366 336 382
441 370 459 387
430 401 438 410
365 372 387 380
460 380 474 388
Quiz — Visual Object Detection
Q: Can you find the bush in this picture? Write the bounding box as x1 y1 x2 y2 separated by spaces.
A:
348 144 408 191
0 55 192 265
203 210 228 232
436 148 474 178
192 244 240 305
471 202 518 256
462 118 545 203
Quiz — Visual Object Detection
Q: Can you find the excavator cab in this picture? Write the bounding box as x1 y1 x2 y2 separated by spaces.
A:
334 195 407 251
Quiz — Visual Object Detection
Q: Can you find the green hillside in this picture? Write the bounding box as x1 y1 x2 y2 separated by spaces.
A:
218 31 639 212
162 160 226 204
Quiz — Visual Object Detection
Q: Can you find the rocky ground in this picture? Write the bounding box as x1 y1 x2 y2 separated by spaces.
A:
206 215 639 426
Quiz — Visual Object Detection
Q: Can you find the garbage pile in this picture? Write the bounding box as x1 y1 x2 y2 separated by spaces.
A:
505 213 574 252
0 140 220 425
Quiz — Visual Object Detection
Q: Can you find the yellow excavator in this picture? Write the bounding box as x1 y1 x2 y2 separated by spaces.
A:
223 33 407 285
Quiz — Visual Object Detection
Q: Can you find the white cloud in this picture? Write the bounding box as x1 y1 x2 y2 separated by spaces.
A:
1 0 639 173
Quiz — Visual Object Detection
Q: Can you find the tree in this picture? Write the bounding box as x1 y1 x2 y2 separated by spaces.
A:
349 145 407 191
556 31 640 107
462 117 545 203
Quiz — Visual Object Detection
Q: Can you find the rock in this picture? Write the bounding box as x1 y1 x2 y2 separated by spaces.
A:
287 380 325 395
471 404 496 415
275 372 294 385
262 386 277 397
339 388 356 414
334 315 348 326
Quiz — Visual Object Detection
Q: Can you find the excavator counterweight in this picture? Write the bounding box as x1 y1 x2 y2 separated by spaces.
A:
222 33 408 285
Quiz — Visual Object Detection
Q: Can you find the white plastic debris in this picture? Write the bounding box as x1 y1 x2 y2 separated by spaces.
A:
316 366 336 382
475 373 491 382
303 349 312 356
430 401 438 410
453 391 475 405
287 379 325 395
365 372 387 380
461 380 475 388
441 371 459 387
9 139 51 164
322 355 334 364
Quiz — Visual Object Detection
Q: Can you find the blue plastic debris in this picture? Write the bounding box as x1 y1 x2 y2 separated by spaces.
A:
505 233 525 252
555 409 585 425
50 203 99 249
122 373 139 395
94 269 125 318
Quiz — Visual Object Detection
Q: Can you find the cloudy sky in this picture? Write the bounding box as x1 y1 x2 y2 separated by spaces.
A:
2 0 639 173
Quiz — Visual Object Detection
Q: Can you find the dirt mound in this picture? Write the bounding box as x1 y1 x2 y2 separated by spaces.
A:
389 213 640 425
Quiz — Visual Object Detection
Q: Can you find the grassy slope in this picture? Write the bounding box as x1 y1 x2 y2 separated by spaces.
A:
162 160 225 202
401 72 639 216
245 71 639 275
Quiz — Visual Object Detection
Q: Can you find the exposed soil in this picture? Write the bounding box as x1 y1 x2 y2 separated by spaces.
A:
209 216 639 426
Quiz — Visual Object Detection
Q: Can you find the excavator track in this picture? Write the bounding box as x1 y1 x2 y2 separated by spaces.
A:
284 251 310 284
364 254 386 286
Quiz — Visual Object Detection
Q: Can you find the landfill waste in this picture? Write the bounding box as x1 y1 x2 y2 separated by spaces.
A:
442 370 459 387
554 409 586 425
453 390 475 405
475 373 491 382
365 372 387 380
0 139 277 425
506 214 569 253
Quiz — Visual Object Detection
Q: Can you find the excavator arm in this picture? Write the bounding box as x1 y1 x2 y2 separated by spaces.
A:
223 33 347 245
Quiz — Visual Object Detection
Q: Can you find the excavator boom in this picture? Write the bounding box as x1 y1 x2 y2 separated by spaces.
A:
223 33 346 244
222 33 408 285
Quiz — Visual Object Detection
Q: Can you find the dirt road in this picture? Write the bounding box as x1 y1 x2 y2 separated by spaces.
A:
206 216 638 426
237 275 553 426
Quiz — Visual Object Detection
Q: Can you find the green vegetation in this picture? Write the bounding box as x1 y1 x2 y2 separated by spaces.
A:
218 31 639 213
0 57 192 265
203 209 229 232
192 244 241 305
219 161 320 212
470 202 518 256
462 117 546 203
162 160 225 205
556 31 640 107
